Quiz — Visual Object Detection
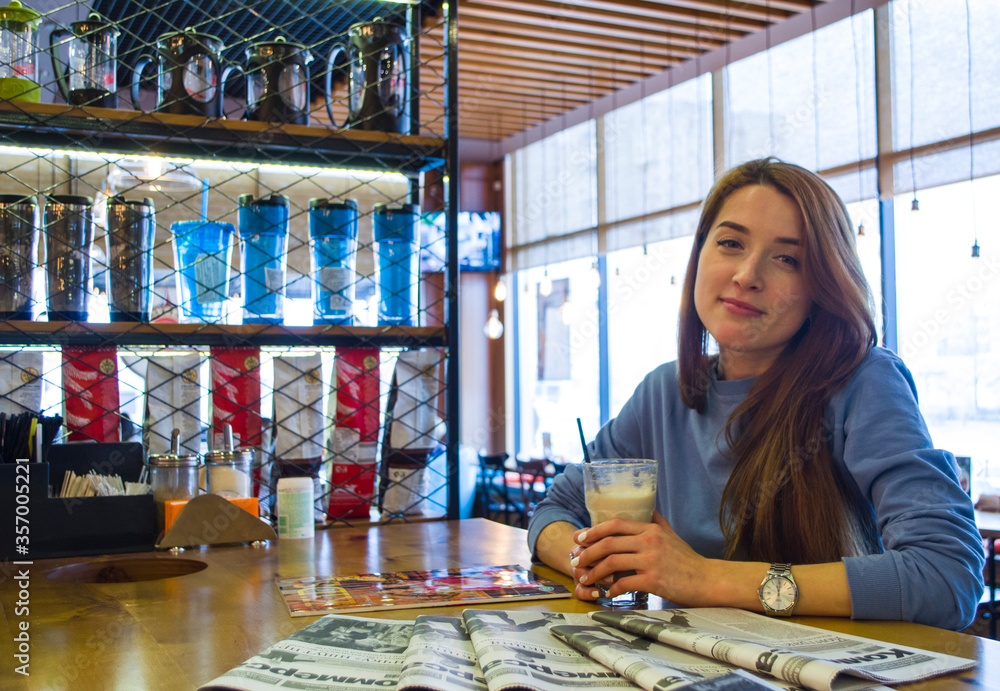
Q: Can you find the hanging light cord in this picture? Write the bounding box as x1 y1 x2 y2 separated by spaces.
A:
907 0 918 209
766 0 776 149
965 0 980 256
851 0 866 235
812 7 821 170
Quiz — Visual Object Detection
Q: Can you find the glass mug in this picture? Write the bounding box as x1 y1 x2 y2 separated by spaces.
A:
582 458 658 608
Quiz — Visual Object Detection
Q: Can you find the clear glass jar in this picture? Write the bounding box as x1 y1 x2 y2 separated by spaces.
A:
205 448 254 498
147 452 201 531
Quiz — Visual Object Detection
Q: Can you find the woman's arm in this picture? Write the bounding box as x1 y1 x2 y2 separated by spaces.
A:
570 513 851 615
834 350 984 630
534 521 577 576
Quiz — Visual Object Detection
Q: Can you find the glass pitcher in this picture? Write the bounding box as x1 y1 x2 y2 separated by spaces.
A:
326 16 410 133
245 37 312 125
131 28 241 117
49 12 120 108
0 0 41 102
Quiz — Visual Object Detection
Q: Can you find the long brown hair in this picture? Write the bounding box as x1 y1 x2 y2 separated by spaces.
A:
678 158 879 564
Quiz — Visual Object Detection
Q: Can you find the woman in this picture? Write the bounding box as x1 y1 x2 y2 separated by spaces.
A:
528 158 984 630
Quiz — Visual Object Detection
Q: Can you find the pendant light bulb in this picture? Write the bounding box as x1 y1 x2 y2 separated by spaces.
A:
539 271 553 297
484 309 504 339
972 241 980 258
857 222 865 237
911 197 919 212
559 299 573 325
493 277 507 302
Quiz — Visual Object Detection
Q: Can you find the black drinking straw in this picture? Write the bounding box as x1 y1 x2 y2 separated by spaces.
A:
576 417 591 463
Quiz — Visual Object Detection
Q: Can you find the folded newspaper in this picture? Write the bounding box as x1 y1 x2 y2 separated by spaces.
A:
198 607 975 691
555 608 975 691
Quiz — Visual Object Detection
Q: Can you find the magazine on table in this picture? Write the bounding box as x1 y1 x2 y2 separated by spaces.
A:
275 564 571 617
580 608 975 691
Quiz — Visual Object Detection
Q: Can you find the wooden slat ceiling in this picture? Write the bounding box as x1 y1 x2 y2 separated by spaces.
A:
419 0 831 143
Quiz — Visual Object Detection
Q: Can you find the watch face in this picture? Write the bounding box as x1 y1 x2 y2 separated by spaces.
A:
762 576 797 611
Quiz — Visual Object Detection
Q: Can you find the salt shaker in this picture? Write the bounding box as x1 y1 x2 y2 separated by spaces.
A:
205 422 254 498
147 428 201 531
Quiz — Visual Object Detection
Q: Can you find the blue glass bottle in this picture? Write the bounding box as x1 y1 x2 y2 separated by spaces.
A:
238 193 289 324
309 198 358 324
373 203 420 326
170 220 235 323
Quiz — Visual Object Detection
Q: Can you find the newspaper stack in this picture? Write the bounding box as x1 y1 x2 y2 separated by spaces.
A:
198 607 976 691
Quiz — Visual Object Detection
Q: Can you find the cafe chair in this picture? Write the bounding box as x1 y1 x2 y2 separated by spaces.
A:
477 451 517 525
515 458 553 528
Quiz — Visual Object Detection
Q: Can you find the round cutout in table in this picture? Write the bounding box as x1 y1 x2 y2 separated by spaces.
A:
46 558 207 583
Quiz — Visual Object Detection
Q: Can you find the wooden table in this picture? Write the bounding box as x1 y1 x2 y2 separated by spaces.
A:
976 509 1000 639
1 518 999 690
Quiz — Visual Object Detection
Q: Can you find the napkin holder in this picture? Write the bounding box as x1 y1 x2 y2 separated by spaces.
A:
156 494 276 549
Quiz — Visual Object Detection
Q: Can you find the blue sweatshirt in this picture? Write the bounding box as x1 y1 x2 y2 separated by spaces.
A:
527 347 984 630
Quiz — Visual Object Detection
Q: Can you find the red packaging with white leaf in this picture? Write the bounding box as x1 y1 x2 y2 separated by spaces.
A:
62 345 120 442
210 347 263 493
327 347 380 520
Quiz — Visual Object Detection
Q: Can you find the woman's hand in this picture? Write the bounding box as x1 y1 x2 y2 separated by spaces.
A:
570 511 721 605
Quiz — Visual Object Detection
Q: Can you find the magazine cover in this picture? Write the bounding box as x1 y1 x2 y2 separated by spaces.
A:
276 564 571 617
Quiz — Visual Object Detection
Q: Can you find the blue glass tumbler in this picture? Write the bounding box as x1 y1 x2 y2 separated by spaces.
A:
309 198 358 325
373 203 419 326
170 220 235 323
238 193 288 324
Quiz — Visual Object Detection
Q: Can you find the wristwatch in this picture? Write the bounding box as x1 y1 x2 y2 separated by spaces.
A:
757 563 798 616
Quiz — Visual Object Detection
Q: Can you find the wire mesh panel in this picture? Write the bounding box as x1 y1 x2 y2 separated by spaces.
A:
0 0 456 531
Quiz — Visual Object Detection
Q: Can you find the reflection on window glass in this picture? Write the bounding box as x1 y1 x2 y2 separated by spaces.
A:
893 177 1000 491
514 121 597 247
725 11 875 172
606 236 693 417
604 75 712 224
846 199 883 340
515 259 599 461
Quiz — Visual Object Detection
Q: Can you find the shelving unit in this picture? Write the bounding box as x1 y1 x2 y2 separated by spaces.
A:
0 102 447 173
0 0 460 526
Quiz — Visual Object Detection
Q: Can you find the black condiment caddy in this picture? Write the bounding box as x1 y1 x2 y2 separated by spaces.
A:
0 442 156 561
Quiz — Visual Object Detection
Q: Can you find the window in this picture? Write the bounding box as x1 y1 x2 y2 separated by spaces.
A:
514 260 600 460
606 235 694 417
604 75 712 233
893 178 1000 481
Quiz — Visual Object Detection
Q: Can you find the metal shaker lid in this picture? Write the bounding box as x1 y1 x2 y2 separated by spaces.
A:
203 423 254 465
148 428 200 467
